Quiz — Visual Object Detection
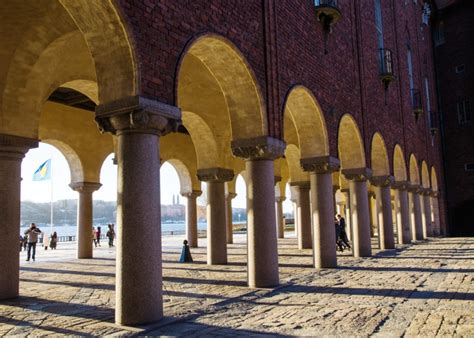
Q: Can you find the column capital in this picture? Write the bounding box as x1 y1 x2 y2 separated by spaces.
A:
300 156 340 173
181 190 202 198
370 175 394 187
430 190 439 198
0 133 38 160
69 181 102 193
407 184 422 193
95 96 181 136
197 167 234 183
421 188 432 196
341 188 350 194
276 196 286 203
226 192 238 199
342 168 372 182
392 180 409 190
290 181 310 189
368 191 376 198
231 136 286 160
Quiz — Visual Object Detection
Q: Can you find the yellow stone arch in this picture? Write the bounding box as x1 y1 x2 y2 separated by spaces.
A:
421 161 430 189
409 154 420 185
164 159 194 195
0 1 136 138
285 144 309 182
370 132 390 176
181 111 220 169
393 144 407 181
177 34 267 146
338 114 366 169
41 139 84 183
160 132 201 192
283 86 329 158
431 167 438 191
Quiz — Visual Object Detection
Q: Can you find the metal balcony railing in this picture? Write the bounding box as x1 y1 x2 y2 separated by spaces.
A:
411 89 423 120
379 48 394 81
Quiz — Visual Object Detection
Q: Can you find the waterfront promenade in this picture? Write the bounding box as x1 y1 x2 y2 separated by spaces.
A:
0 234 472 336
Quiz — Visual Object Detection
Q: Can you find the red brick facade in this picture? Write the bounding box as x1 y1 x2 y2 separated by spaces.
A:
116 0 446 228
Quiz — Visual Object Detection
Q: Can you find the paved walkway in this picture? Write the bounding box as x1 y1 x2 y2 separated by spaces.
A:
0 234 473 336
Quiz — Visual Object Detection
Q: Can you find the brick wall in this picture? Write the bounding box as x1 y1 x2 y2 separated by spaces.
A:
116 0 446 229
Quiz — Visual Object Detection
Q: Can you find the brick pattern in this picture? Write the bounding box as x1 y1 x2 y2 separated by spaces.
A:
115 0 445 228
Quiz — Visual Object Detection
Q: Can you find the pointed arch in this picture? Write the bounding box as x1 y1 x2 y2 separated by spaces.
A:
409 154 420 185
338 114 366 169
421 161 430 189
283 86 329 158
370 132 390 176
431 167 438 192
393 144 408 181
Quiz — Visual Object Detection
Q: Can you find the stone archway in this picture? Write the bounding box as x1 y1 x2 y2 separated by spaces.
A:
409 154 420 185
370 132 389 176
338 114 366 170
393 144 408 182
0 0 137 139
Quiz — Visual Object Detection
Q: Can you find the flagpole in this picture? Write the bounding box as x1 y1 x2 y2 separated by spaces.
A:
50 160 53 234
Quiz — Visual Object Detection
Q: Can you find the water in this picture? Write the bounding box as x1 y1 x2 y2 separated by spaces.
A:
20 222 210 237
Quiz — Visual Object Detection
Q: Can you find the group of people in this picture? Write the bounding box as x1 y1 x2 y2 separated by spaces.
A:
335 214 351 252
21 223 58 261
93 224 116 248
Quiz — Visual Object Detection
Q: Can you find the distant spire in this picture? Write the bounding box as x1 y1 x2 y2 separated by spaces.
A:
177 195 180 205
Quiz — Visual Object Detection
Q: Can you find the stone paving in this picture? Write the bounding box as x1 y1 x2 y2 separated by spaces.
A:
0 233 473 336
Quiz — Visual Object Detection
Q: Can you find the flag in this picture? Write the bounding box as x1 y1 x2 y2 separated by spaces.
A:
33 159 51 181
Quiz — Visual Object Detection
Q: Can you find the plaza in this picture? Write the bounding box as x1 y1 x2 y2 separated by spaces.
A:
1 234 473 336
0 1 471 334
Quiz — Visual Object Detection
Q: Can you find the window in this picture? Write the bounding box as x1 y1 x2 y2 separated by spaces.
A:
407 48 414 98
434 21 445 46
422 2 431 25
465 163 474 172
374 0 384 49
457 101 472 125
455 65 465 73
425 77 432 125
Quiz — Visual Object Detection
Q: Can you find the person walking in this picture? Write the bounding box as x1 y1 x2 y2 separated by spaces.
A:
93 227 98 247
43 232 50 250
96 226 102 247
337 214 351 250
335 217 344 251
50 232 58 250
106 224 115 248
24 223 42 261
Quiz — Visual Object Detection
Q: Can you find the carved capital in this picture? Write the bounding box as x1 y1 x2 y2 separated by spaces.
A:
276 196 286 203
226 192 238 200
370 175 394 187
342 168 372 182
290 181 311 189
368 191 376 199
197 168 234 183
421 188 432 196
430 191 439 198
407 184 422 193
0 133 38 161
95 96 181 136
69 182 102 193
392 180 409 190
301 156 340 174
231 136 286 160
182 190 202 199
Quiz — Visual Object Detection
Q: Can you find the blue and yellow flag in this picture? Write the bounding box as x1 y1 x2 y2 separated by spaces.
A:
33 159 51 181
